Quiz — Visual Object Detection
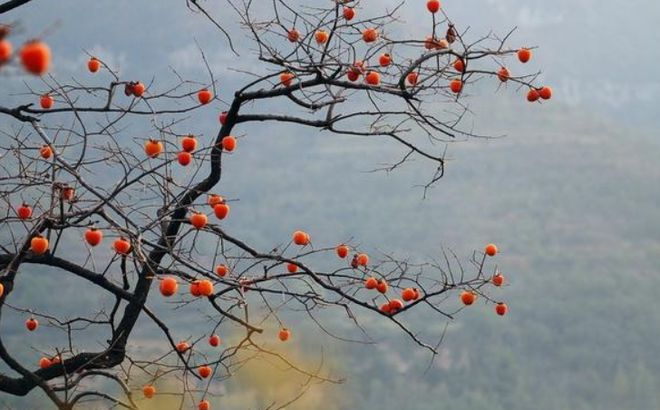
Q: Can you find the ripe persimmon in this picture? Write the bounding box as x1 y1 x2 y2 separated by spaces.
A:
209 334 221 347
336 244 349 259
198 279 214 296
449 79 463 93
356 253 369 267
453 58 465 73
0 283 4 298
30 235 49 255
517 48 532 63
365 71 380 86
40 94 54 109
492 273 504 287
292 230 310 246
0 39 12 64
497 67 510 82
495 302 508 316
527 88 540 102
84 227 103 247
280 71 295 87
401 288 417 302
348 60 366 82
278 328 291 342
315 30 329 44
379 53 391 67
199 366 212 378
113 237 131 255
19 40 51 75
87 57 100 73
213 203 230 219
17 203 32 220
178 151 192 166
389 299 404 313
199 400 211 410
287 263 298 273
427 0 441 13
144 139 163 158
221 135 237 152
40 144 52 159
208 194 224 207
376 280 388 294
181 135 197 152
190 212 208 229
347 68 360 82
215 264 228 277
343 7 355 21
460 291 476 305
198 89 212 104
176 341 190 353
362 28 378 43
287 28 300 43
39 357 52 369
539 86 552 100
406 72 418 86
485 243 498 256
219 111 228 125
364 277 378 289
159 276 178 297
143 385 156 399
380 302 391 314
26 318 38 331
132 82 145 97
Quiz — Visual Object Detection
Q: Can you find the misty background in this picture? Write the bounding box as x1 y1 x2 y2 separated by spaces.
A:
1 1 660 409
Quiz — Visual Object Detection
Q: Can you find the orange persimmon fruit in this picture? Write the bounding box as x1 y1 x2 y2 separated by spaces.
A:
19 40 51 75
144 139 163 158
292 230 310 246
40 94 54 109
113 237 131 255
278 328 291 342
221 136 237 152
336 244 349 259
159 276 178 297
30 235 49 255
84 227 103 246
17 203 32 220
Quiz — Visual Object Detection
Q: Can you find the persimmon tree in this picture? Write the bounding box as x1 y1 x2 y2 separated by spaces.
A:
0 0 550 409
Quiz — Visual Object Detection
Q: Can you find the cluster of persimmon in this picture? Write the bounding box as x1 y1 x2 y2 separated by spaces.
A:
144 134 235 167
37 355 62 370
141 314 221 408
280 2 551 102
459 244 509 316
364 276 421 315
15 188 237 266
36 55 154 109
0 25 52 75
28 327 69 373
